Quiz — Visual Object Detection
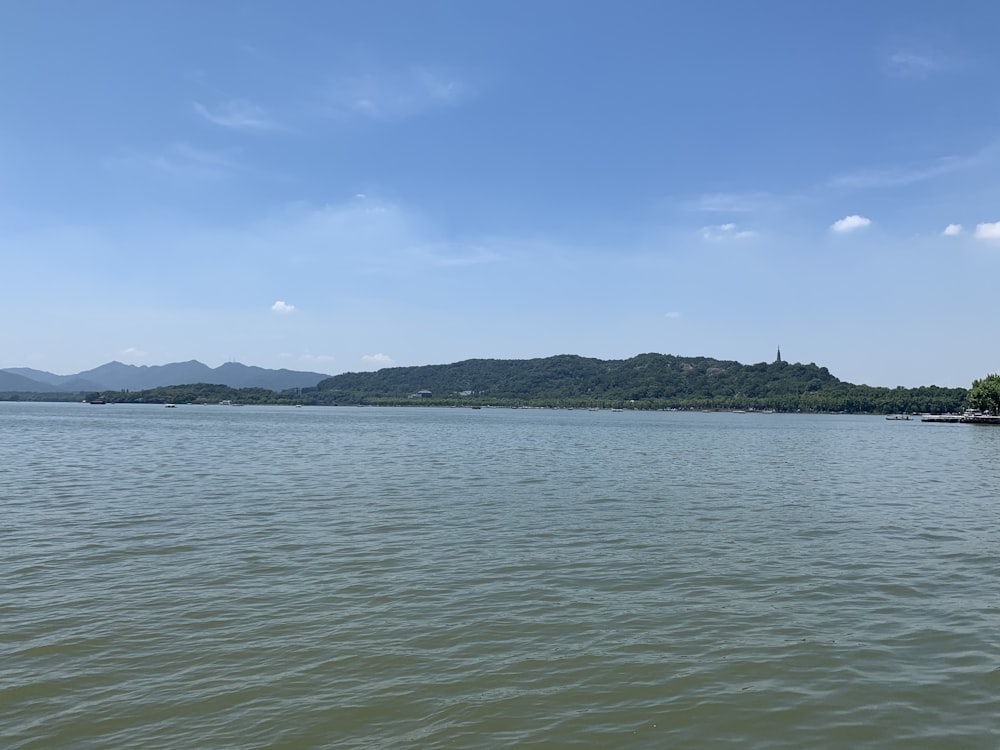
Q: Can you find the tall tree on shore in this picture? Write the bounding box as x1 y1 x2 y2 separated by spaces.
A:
968 374 1000 415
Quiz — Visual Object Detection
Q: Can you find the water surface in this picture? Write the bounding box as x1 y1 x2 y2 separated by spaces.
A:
2 403 998 748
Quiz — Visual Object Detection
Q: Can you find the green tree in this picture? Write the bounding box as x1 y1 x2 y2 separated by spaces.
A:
968 373 1000 415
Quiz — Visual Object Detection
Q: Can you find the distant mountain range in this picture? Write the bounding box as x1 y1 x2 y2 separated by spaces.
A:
0 361 331 393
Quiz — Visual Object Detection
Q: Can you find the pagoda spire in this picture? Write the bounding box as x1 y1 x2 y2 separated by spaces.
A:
775 345 782 363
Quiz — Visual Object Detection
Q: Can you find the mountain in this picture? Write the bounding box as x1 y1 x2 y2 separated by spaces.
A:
210 362 331 390
56 377 106 392
0 370 63 393
1 361 331 392
0 367 104 392
75 360 216 390
2 367 65 385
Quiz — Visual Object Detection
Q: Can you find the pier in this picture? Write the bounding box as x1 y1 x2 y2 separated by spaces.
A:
921 414 1000 424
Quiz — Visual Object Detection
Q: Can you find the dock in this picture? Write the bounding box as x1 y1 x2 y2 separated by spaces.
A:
921 414 1000 424
961 415 1000 424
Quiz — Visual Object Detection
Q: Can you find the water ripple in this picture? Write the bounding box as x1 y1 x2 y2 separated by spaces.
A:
2 405 998 748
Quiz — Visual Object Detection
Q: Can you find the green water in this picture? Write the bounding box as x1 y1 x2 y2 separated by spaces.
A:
2 403 998 748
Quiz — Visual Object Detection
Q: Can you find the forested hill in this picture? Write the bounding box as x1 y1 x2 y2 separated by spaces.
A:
314 353 966 413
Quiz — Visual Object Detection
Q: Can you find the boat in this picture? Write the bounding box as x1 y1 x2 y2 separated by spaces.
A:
90 397 106 405
165 403 176 408
886 415 911 421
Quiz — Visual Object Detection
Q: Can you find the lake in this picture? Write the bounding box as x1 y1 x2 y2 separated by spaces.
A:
2 402 998 748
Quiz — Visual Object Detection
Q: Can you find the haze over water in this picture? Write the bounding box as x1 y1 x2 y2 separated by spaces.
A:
3 403 998 748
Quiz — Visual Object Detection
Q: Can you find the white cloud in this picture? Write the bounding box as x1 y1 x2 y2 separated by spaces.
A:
664 311 681 319
830 215 871 233
300 353 335 362
362 353 395 367
329 66 466 119
218 197 502 275
120 347 147 358
700 223 756 241
974 222 1000 241
194 99 275 130
942 224 963 236
886 51 942 78
123 142 242 181
828 155 973 190
251 198 425 272
404 242 500 267
686 192 775 213
271 300 296 314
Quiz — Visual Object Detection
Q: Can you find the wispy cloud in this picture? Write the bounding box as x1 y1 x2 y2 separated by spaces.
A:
830 215 871 233
134 142 242 180
828 155 973 190
942 223 963 236
328 65 466 119
974 222 1000 241
404 242 500 267
221 197 505 275
686 192 775 213
194 99 276 130
271 300 296 314
700 223 756 241
256 197 424 270
280 352 335 363
885 50 945 78
120 346 147 358
362 353 394 367
664 311 681 319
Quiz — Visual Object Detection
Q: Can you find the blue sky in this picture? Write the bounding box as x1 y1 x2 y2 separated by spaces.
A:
2 1 999 387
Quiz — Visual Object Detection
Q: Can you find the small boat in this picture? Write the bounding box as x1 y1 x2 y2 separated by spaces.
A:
165 403 176 408
886 415 911 421
90 397 106 405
